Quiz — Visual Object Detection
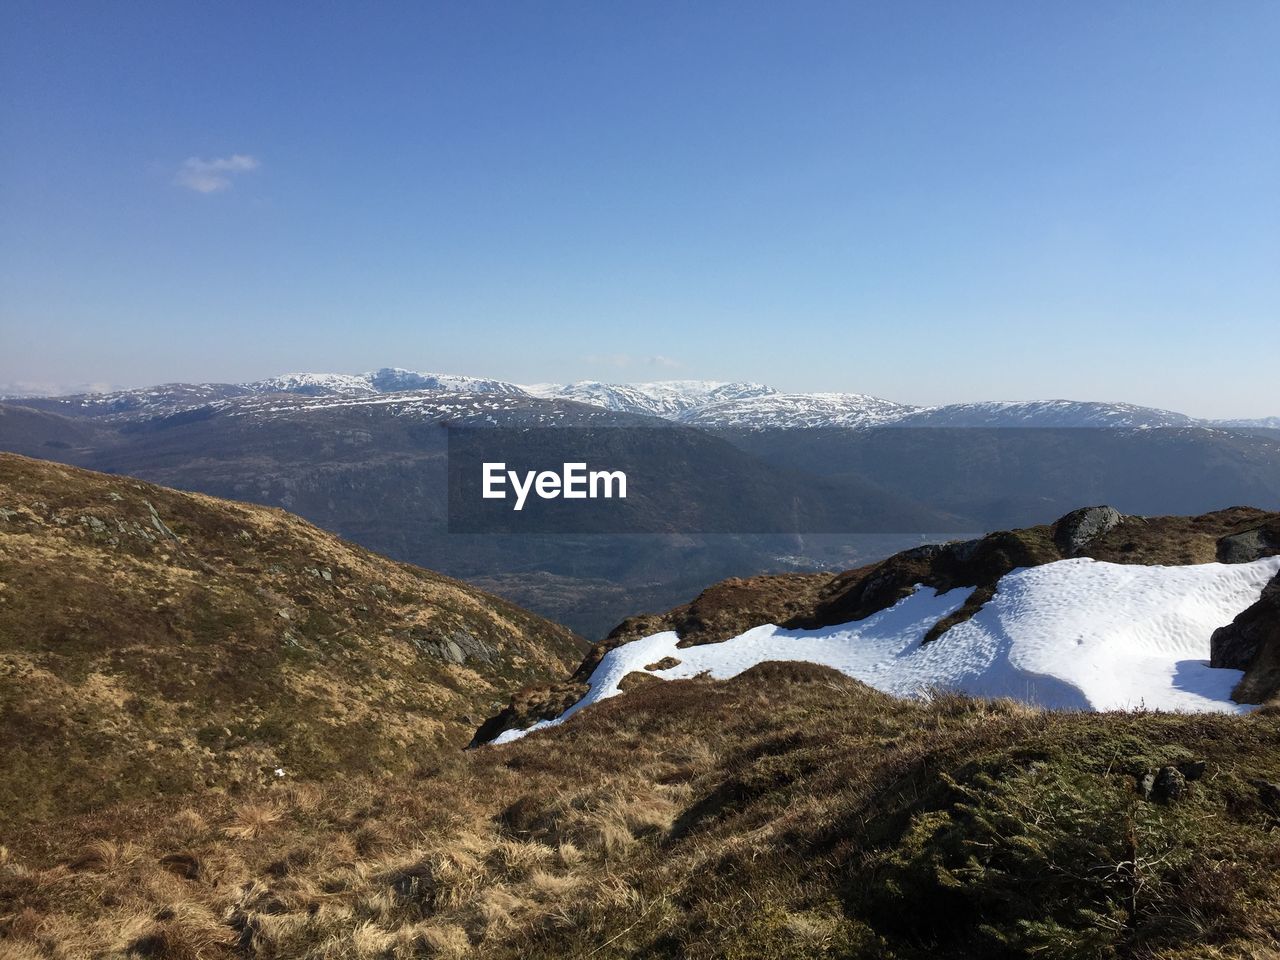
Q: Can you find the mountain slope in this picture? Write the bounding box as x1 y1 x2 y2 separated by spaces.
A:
893 399 1202 429
0 453 583 828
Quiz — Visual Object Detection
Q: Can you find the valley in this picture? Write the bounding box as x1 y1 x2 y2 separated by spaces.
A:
3 370 1278 639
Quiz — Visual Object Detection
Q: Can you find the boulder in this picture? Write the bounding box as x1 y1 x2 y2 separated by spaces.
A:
1210 574 1280 703
1217 527 1279 564
1051 506 1124 556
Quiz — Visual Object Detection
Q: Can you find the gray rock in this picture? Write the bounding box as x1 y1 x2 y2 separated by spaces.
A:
1217 527 1278 564
408 626 496 665
144 500 179 541
1138 771 1156 800
79 515 108 534
1052 506 1124 556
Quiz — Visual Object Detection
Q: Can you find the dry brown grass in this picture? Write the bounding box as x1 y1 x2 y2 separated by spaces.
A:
4 664 1280 960
0 452 585 833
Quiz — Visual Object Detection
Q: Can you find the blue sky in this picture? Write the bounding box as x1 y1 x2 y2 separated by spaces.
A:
2 1 1277 417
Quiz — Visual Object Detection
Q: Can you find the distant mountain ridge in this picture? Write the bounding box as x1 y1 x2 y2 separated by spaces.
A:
6 367 1273 431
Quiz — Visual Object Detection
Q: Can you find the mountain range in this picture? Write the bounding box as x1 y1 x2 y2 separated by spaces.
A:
7 366 1275 431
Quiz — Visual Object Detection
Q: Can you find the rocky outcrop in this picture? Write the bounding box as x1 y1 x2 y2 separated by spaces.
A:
1211 574 1280 704
1052 506 1125 556
1218 525 1280 564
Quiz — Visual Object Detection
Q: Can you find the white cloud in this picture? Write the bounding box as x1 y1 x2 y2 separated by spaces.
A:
583 353 683 370
174 154 259 193
647 354 682 369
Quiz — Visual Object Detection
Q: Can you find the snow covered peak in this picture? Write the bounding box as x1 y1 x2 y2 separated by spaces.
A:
251 372 379 397
11 368 1270 432
362 368 526 395
247 368 526 398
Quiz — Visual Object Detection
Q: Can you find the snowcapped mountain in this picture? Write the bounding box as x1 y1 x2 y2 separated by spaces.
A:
360 367 526 395
521 383 1223 430
522 380 777 418
252 372 379 397
12 368 529 420
252 367 525 397
7 367 1273 432
894 400 1202 430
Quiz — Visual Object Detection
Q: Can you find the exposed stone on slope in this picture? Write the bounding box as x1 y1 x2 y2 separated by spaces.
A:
1052 505 1125 556
1211 574 1280 704
1218 525 1280 564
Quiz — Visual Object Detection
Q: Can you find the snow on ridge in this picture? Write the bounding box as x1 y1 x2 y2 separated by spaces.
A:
1216 416 1280 430
525 380 778 418
252 372 379 397
492 556 1280 744
13 370 1270 431
679 391 915 429
895 399 1201 429
250 368 526 397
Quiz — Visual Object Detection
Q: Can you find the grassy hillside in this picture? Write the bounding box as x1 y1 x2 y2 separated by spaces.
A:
4 664 1280 958
0 454 583 829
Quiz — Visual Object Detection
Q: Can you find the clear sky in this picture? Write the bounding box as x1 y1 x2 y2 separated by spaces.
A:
2 1 1277 417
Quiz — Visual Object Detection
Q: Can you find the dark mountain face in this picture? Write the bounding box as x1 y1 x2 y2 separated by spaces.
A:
714 425 1280 529
0 395 956 636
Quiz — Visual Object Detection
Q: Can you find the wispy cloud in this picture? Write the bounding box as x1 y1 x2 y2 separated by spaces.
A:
583 353 683 370
174 154 259 193
0 379 119 398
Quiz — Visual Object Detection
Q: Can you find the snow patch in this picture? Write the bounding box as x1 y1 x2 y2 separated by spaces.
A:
492 557 1280 744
